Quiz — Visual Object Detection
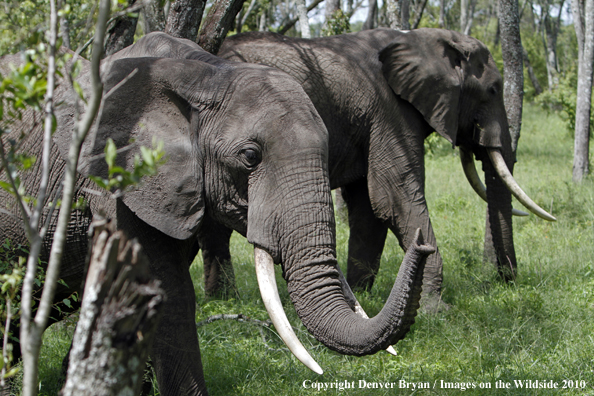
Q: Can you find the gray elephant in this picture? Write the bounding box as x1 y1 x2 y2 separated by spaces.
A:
0 32 434 395
203 28 556 306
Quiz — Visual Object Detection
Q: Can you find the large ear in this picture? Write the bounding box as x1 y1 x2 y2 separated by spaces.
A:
56 57 220 240
378 29 467 145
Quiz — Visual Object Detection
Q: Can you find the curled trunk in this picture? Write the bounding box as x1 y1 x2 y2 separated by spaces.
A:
285 229 433 356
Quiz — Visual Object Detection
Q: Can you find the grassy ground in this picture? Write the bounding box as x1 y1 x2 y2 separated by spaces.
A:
34 104 594 395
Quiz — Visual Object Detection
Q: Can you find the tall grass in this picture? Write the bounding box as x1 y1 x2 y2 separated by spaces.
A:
35 104 593 395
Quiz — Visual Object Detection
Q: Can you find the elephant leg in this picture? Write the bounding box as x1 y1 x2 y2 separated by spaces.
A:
366 121 445 311
116 201 208 396
341 179 388 292
197 215 237 299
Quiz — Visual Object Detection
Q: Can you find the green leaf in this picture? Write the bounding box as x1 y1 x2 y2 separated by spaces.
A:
62 299 71 308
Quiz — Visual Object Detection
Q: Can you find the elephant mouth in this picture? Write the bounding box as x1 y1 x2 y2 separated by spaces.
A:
459 145 556 221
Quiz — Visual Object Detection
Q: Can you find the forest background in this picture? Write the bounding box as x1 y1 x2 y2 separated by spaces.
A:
0 0 593 395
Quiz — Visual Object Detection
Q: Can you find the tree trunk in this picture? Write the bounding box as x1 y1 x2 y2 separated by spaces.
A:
58 0 71 49
542 0 565 90
197 0 246 54
324 0 341 30
296 0 311 38
278 0 324 34
573 0 594 182
411 0 428 29
363 0 378 30
461 0 468 32
104 0 139 56
142 0 167 34
401 0 411 29
61 218 165 396
523 47 543 95
439 0 446 28
236 0 257 33
164 0 206 41
387 0 402 29
499 0 524 155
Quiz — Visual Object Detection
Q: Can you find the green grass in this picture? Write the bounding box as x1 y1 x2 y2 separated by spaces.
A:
32 104 594 395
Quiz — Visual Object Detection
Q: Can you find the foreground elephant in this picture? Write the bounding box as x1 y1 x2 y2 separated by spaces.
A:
0 33 434 395
210 28 555 304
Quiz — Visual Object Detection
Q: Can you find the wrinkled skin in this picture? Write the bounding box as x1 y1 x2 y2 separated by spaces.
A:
212 28 519 306
0 33 433 395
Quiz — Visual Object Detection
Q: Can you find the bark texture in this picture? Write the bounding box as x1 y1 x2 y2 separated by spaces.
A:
61 218 165 396
387 0 402 29
197 0 246 54
573 0 594 182
164 0 206 41
142 0 167 34
104 0 139 56
499 0 524 155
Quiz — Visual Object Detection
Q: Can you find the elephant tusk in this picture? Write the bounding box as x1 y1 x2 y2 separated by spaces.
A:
254 247 324 375
335 265 398 356
487 149 556 221
459 146 529 217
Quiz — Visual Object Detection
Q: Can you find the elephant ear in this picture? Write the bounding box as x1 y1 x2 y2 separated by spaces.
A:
378 29 468 145
56 56 218 240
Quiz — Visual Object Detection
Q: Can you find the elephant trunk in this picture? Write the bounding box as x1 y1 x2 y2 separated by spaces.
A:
282 229 434 357
482 153 517 280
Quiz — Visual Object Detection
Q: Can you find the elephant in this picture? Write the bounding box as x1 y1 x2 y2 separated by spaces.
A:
203 28 556 307
0 32 435 395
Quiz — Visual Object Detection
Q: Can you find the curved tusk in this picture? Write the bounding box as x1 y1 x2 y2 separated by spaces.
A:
487 149 556 221
460 146 529 217
335 265 398 356
254 247 324 374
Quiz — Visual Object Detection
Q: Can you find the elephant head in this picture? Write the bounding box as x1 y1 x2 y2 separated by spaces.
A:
378 28 555 278
50 33 434 376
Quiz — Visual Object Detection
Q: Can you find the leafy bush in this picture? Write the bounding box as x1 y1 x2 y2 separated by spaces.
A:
535 66 594 136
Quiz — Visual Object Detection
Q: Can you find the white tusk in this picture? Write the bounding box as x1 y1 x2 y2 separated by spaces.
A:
459 146 529 217
335 265 397 356
254 247 324 375
487 149 556 221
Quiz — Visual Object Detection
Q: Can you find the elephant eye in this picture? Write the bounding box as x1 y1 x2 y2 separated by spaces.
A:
242 148 261 168
489 85 498 96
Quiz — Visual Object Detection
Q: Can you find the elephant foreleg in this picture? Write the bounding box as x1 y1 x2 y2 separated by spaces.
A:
341 179 389 292
116 202 208 396
197 215 237 299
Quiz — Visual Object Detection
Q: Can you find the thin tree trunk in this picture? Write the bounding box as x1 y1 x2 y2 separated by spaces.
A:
499 0 524 155
20 1 111 394
363 0 378 30
104 0 138 56
278 0 324 34
461 0 468 32
387 0 402 29
411 0 428 29
164 0 206 41
401 0 411 29
573 0 594 182
523 46 544 95
236 0 257 33
296 0 311 38
439 0 446 27
461 0 477 35
542 0 565 90
197 0 246 54
61 219 165 396
58 0 71 49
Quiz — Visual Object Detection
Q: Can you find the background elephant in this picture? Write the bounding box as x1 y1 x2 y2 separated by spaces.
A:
209 28 555 308
0 32 433 395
